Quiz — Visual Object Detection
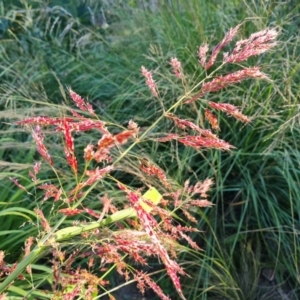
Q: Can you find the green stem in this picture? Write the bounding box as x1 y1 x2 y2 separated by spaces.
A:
53 208 136 242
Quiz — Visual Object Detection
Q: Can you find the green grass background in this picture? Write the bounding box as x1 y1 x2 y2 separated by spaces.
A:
0 0 300 299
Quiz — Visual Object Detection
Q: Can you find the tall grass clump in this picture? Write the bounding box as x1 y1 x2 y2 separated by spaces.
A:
0 20 279 299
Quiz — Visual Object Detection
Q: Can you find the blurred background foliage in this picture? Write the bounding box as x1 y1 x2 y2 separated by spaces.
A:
0 0 300 299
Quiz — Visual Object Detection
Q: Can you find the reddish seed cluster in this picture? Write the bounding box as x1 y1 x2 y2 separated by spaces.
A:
18 118 108 174
141 66 159 97
9 177 28 193
208 101 251 123
202 67 269 95
63 120 78 174
158 134 234 151
34 208 52 233
139 159 171 189
65 119 108 134
163 179 214 226
170 57 182 79
188 26 277 104
83 121 139 164
16 91 140 203
51 257 110 300
38 184 63 202
59 194 112 219
205 109 220 131
32 126 54 166
115 180 215 299
29 162 41 183
184 178 214 198
118 184 187 299
203 23 242 70
224 28 278 63
85 166 114 186
179 135 234 151
0 251 25 282
185 67 269 104
166 113 219 139
135 271 172 300
166 113 204 133
58 208 82 216
198 43 209 68
69 88 95 115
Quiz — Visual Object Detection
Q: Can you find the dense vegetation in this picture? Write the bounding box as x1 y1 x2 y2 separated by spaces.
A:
0 0 299 299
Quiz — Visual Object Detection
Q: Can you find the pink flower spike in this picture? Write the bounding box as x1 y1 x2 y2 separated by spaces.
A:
63 120 75 153
97 194 112 221
38 184 62 202
33 162 41 175
178 135 235 151
67 119 108 135
24 237 34 274
82 208 101 219
205 109 220 131
208 101 238 113
85 166 114 185
157 133 180 142
58 208 82 216
115 129 138 145
63 120 78 174
231 111 251 123
190 199 214 207
198 43 209 68
97 134 115 149
32 126 53 166
68 88 95 115
179 232 202 251
135 271 171 300
185 67 270 103
29 170 37 183
24 237 34 257
224 28 278 63
165 114 219 139
84 144 94 161
128 120 138 130
16 116 73 127
34 208 51 233
141 66 158 97
170 57 182 78
54 188 63 202
205 23 242 70
93 148 111 163
208 102 251 123
70 109 84 119
139 159 170 189
9 177 27 192
166 113 202 133
193 178 214 198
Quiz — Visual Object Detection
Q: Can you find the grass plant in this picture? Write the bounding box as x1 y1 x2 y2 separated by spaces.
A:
0 0 299 299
